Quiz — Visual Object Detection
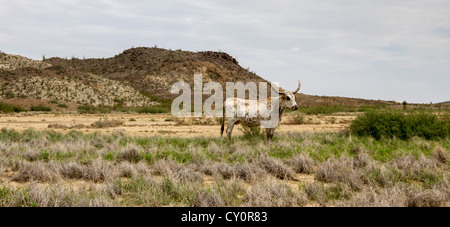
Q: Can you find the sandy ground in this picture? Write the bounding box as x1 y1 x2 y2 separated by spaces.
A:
0 113 356 137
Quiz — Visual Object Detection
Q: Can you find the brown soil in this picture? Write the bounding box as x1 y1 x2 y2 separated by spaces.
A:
0 113 355 137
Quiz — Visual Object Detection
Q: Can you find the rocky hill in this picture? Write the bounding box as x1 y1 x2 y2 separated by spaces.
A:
43 47 264 99
0 52 51 70
1 47 405 112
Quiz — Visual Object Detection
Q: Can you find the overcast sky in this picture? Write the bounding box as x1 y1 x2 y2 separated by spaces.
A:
1 0 449 103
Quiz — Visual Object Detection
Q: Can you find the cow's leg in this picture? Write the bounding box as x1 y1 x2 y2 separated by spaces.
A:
226 119 238 142
265 128 275 142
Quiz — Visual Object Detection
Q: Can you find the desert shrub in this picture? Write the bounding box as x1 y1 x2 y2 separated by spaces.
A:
289 112 305 124
240 125 265 140
91 119 124 128
118 148 143 163
350 110 449 140
287 154 315 174
315 156 364 191
77 105 110 114
243 179 308 207
432 145 449 163
57 103 68 108
215 163 234 179
341 185 408 207
407 188 447 207
0 102 24 113
30 105 51 112
13 161 61 182
0 183 115 207
233 163 267 182
193 189 224 207
259 157 295 180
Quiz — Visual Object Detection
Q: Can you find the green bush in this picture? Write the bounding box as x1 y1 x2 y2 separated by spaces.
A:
0 102 24 113
30 105 52 112
350 110 449 140
77 105 110 114
240 125 265 140
289 112 305 124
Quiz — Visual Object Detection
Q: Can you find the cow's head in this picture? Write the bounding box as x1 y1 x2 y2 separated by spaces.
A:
269 80 301 110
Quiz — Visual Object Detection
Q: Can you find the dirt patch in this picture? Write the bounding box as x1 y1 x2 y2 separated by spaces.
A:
0 113 355 137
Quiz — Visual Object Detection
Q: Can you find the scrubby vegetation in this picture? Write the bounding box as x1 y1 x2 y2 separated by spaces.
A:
350 110 450 140
0 128 448 207
30 105 51 112
0 102 24 113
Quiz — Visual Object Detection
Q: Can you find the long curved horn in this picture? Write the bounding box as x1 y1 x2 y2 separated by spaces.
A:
292 80 301 93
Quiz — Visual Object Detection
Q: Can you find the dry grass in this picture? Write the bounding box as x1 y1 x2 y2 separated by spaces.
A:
0 182 114 207
243 179 308 207
233 163 267 182
13 161 61 182
118 148 143 163
340 185 409 207
0 129 448 207
258 156 296 180
90 119 124 128
407 188 448 207
287 154 315 174
433 145 449 163
193 189 225 207
315 156 364 191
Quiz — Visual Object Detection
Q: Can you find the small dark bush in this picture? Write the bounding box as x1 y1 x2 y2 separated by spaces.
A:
77 105 110 114
0 102 24 113
240 125 265 139
350 110 449 140
30 105 51 112
118 148 143 163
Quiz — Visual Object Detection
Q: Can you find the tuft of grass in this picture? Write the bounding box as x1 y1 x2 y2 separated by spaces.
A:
118 148 143 163
432 145 449 164
288 112 305 124
287 154 315 174
193 189 225 207
315 156 364 191
240 125 265 140
259 157 295 180
13 161 61 182
243 179 308 207
91 119 124 128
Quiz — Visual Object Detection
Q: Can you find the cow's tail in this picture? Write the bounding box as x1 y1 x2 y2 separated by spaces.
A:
220 102 225 137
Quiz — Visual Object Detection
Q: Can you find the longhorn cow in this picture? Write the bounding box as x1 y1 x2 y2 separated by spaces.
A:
221 80 301 141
